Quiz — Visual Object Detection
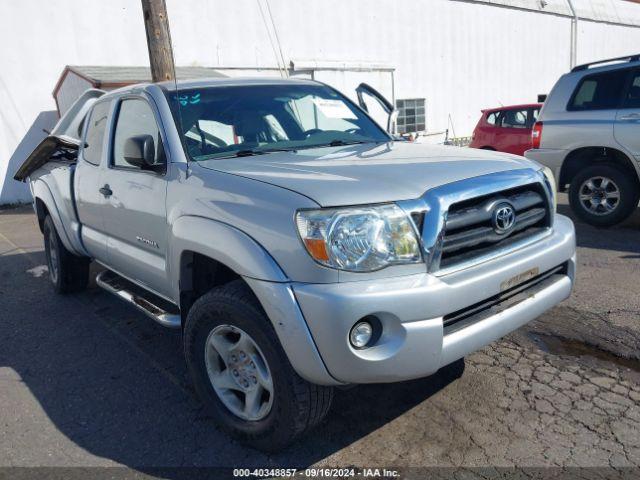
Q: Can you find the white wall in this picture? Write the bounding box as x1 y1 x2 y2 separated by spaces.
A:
577 20 640 64
0 0 149 204
2 0 640 203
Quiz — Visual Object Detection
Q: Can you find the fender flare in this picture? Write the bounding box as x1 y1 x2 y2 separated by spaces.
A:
168 215 288 299
31 179 84 256
168 216 339 385
559 144 640 187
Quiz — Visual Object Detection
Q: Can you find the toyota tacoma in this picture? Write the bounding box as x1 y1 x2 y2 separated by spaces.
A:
15 78 576 451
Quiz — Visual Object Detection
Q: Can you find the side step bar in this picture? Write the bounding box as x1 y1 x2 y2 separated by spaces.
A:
96 270 181 329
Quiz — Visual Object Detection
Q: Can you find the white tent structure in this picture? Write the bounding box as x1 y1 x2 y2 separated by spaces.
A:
2 0 640 203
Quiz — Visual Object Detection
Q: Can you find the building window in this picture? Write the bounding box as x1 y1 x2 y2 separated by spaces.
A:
396 98 426 134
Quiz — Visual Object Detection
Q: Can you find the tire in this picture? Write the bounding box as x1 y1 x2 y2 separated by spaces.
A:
43 215 90 294
568 163 640 227
184 280 333 452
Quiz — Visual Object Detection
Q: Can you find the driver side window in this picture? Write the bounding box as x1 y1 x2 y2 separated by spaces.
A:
112 99 164 169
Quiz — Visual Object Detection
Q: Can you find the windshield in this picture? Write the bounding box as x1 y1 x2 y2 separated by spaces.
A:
166 83 390 161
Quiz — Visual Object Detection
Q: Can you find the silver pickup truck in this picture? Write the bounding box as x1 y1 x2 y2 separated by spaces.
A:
15 78 576 451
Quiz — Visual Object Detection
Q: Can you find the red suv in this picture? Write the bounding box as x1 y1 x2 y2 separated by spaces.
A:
469 103 542 156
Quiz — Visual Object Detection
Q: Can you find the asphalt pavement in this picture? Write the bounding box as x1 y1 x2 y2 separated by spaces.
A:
0 195 639 477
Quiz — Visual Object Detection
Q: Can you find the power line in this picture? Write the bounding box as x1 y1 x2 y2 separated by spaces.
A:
265 0 289 77
256 0 286 78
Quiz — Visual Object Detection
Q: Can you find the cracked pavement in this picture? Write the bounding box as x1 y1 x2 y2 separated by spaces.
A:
0 195 639 474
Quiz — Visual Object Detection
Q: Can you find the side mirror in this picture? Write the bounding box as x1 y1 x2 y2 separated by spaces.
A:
123 135 156 169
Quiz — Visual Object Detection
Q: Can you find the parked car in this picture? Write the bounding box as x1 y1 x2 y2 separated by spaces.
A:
526 54 640 226
469 103 542 156
15 78 576 451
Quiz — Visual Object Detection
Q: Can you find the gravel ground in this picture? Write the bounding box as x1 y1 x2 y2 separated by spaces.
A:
0 195 639 477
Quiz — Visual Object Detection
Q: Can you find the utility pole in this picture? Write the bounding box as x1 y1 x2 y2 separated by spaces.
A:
566 0 578 69
141 0 175 82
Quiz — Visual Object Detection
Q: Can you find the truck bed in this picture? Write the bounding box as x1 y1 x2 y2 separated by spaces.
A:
13 135 79 182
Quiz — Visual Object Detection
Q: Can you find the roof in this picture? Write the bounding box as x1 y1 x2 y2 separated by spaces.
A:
96 76 321 100
67 65 227 84
53 65 228 101
482 103 543 112
476 0 640 28
157 76 318 91
570 54 640 73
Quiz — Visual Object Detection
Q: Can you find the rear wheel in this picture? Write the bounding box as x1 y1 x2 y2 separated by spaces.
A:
184 280 333 451
43 215 90 293
568 163 639 227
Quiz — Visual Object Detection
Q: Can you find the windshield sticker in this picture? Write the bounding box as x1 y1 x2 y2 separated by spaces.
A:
312 98 357 119
176 92 201 106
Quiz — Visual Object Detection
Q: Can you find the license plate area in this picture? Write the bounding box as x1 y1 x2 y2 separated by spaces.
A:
500 267 540 292
444 263 566 335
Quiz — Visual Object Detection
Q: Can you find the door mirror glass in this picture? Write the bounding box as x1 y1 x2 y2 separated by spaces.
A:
356 83 397 135
123 135 156 169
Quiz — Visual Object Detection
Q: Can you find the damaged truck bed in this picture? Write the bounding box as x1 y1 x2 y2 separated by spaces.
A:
14 89 105 182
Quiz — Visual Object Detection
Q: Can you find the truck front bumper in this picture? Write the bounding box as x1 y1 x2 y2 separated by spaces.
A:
290 215 576 384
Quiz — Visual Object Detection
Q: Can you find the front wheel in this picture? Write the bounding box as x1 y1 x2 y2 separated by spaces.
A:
568 164 639 227
43 215 90 293
184 280 333 451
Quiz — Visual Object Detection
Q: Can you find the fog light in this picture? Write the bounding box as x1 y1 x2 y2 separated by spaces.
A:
349 321 373 349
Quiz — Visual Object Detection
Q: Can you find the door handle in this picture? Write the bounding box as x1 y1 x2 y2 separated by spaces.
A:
619 113 640 121
99 185 113 197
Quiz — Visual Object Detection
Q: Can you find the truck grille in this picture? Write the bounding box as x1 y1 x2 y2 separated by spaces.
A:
438 184 550 270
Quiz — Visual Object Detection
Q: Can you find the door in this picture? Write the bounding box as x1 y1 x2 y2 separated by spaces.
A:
75 99 111 261
356 83 398 135
496 108 531 155
478 110 502 148
101 97 170 297
614 69 640 160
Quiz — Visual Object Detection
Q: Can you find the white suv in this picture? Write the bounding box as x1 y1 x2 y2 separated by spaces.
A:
526 54 640 227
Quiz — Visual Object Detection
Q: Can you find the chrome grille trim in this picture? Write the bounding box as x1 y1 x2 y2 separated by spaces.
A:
445 190 544 231
397 168 554 276
441 186 548 258
441 207 546 253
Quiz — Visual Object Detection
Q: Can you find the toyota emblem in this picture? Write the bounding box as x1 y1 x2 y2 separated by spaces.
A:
492 203 516 234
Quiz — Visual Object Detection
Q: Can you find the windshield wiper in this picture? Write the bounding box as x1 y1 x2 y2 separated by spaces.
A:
210 147 295 160
234 149 265 157
328 139 368 146
296 140 373 150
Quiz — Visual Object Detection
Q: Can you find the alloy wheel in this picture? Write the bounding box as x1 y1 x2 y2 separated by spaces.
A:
46 227 59 283
578 176 621 216
204 325 274 421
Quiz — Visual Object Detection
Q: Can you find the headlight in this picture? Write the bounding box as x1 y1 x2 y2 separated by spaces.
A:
540 166 557 212
296 204 422 272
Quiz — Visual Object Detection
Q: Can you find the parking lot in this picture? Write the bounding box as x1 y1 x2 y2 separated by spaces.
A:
1 195 639 474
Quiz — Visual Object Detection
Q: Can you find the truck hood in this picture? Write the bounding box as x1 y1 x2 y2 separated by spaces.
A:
198 142 539 206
